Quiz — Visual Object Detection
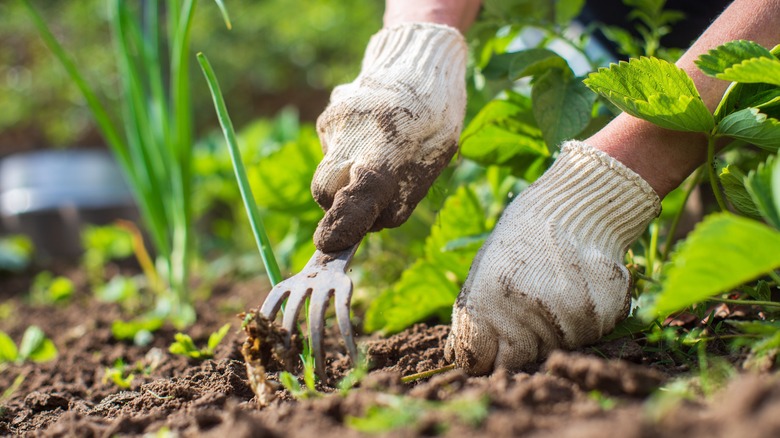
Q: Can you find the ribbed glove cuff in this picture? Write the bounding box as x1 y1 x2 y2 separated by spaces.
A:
525 141 661 258
361 23 467 87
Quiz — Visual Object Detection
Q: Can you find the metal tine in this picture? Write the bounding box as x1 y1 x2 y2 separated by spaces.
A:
259 283 291 320
335 282 358 363
308 286 332 381
281 287 312 348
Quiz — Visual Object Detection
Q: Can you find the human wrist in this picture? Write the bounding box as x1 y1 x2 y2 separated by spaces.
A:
383 0 480 32
524 141 660 258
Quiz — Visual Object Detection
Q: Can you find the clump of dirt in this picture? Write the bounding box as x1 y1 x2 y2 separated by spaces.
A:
544 350 666 396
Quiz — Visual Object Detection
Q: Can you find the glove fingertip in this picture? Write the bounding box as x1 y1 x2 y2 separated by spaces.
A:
450 308 498 376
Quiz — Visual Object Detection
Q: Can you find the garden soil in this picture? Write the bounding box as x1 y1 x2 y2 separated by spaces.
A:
2 266 780 437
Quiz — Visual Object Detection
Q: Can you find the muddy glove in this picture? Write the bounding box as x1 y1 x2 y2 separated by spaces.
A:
445 141 661 375
312 23 467 253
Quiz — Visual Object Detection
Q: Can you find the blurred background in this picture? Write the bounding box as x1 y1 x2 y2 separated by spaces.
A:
0 0 382 153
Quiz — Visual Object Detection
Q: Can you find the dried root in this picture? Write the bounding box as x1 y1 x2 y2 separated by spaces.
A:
239 308 296 407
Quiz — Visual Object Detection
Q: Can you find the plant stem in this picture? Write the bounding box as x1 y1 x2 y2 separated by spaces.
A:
769 271 780 286
646 220 660 278
708 296 780 308
706 135 729 212
662 166 704 262
401 364 456 383
197 53 283 286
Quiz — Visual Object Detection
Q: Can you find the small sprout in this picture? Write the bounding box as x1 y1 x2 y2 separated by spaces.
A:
169 323 231 360
29 272 74 305
0 326 58 364
103 359 135 389
111 316 163 344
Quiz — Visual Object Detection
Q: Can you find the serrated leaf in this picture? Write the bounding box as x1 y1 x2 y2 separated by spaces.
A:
508 49 571 80
0 331 19 363
364 260 459 334
18 326 45 360
172 333 198 353
584 57 714 132
247 128 323 219
532 70 596 151
719 165 761 219
27 339 58 363
207 323 231 352
555 0 585 25
648 213 780 318
717 108 780 151
745 155 780 228
460 96 549 180
696 40 775 77
425 186 488 280
715 82 780 122
718 57 780 86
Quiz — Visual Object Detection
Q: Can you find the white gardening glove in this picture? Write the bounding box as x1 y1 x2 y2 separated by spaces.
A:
312 23 467 253
445 141 661 375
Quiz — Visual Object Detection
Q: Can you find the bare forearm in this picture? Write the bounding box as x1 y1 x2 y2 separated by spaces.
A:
587 0 780 198
383 0 481 32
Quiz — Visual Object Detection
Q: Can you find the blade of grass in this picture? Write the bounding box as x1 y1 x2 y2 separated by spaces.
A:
197 53 283 286
168 0 197 300
110 0 171 258
18 0 129 171
212 0 232 30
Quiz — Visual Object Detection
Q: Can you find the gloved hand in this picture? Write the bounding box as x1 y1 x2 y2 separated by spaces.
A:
312 23 467 253
445 141 661 375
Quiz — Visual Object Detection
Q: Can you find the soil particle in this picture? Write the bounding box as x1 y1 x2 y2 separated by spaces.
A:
543 350 665 397
367 323 450 375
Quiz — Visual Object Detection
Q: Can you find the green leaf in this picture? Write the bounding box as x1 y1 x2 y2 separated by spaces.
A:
26 339 58 363
695 40 775 78
172 333 198 353
247 130 323 218
459 95 550 180
714 82 780 122
0 331 19 363
508 49 571 80
425 186 488 281
364 260 460 334
0 235 34 272
112 317 163 341
555 0 585 25
532 70 596 151
774 155 780 222
584 57 714 132
599 26 642 58
717 108 780 151
18 326 45 360
745 155 780 228
719 165 762 219
647 213 780 318
712 58 780 86
207 323 231 353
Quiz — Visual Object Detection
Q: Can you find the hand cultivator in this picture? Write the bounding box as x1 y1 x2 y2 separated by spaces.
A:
259 242 361 380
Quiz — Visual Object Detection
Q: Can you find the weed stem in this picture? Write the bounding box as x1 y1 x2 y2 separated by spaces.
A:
708 296 780 308
706 135 729 212
662 167 703 262
401 364 456 383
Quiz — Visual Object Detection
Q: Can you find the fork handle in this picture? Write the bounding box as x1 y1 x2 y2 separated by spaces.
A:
306 241 361 273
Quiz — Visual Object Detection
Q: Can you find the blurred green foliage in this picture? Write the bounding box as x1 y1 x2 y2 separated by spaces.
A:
0 0 381 147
